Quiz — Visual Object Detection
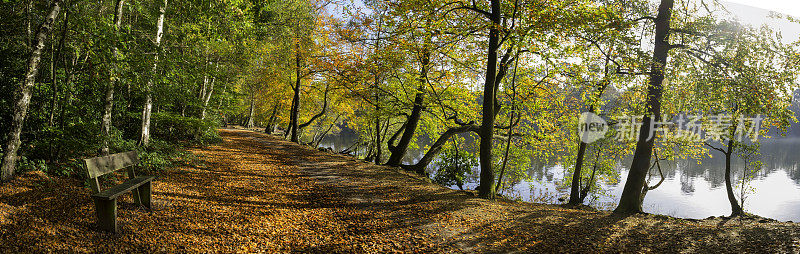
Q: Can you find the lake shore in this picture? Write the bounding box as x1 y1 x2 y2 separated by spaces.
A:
1 128 798 253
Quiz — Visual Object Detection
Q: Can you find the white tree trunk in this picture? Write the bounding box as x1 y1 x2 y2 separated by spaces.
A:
26 0 33 48
139 0 168 147
100 0 125 155
200 62 218 120
1 0 63 181
200 74 208 103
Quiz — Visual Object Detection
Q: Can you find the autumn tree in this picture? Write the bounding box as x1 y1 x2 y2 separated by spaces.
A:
614 0 677 214
564 0 650 206
669 17 799 216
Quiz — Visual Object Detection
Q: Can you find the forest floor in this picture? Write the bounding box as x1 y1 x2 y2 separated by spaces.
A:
2 128 800 253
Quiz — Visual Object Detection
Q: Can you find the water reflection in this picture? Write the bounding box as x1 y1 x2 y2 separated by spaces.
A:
318 131 800 221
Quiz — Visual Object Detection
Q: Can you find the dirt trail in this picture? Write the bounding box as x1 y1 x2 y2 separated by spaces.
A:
1 128 799 253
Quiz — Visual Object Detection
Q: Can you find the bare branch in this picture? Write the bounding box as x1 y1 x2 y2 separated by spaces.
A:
633 16 657 22
704 142 726 153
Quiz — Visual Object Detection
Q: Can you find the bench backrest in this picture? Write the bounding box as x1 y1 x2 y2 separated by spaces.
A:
84 151 139 193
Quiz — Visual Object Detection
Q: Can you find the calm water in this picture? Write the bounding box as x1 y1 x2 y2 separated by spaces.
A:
318 132 800 221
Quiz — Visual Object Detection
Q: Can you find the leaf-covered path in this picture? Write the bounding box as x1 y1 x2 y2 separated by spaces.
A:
2 128 800 253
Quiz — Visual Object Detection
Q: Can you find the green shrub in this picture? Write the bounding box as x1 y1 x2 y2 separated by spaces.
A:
17 156 48 173
11 112 217 179
152 112 213 140
195 126 223 145
136 139 197 173
138 150 172 172
433 144 478 190
27 122 103 161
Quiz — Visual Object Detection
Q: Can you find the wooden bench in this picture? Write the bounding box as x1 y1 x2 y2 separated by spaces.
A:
83 151 154 232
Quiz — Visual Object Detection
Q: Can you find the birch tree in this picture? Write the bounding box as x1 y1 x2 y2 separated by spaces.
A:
139 0 168 147
99 0 125 155
1 0 63 181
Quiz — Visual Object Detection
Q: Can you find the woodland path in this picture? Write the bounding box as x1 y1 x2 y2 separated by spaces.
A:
1 128 799 253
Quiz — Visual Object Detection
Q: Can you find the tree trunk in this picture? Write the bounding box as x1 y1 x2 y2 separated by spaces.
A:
199 58 209 100
264 101 279 134
26 0 33 48
724 140 743 216
386 51 429 167
100 0 125 155
478 0 501 199
197 65 215 137
614 0 674 215
374 105 382 164
284 88 295 139
199 62 218 121
495 52 520 194
199 74 208 109
139 0 166 147
55 50 77 161
1 0 63 182
297 85 329 134
387 122 406 149
579 151 601 202
246 93 255 128
401 125 479 175
568 141 589 205
48 34 56 126
313 115 340 148
289 51 301 142
48 8 69 128
569 60 610 205
99 76 114 154
568 95 602 206
58 50 78 131
495 111 514 193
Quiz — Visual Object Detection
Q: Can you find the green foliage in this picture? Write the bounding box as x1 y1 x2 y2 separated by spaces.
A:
142 137 198 173
736 143 763 210
0 0 248 180
493 136 533 192
16 156 48 174
138 140 180 172
433 142 478 190
151 112 220 144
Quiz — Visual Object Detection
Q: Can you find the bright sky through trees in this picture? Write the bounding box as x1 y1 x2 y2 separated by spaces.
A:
724 0 800 18
721 1 800 42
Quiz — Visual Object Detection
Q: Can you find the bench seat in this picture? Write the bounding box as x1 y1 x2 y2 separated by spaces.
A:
92 176 155 201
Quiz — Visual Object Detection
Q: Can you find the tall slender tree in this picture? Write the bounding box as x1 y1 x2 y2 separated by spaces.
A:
139 0 168 147
1 0 64 181
614 0 675 215
477 0 502 199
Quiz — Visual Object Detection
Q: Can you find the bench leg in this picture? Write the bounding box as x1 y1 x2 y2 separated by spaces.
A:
131 188 142 206
94 198 117 232
138 181 152 210
127 169 142 206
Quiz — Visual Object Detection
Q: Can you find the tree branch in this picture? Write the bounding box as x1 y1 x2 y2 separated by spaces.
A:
298 85 330 130
633 16 656 22
440 1 492 19
704 142 726 153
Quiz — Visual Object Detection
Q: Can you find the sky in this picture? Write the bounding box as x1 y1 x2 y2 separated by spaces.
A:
724 0 800 18
325 0 800 45
720 1 800 42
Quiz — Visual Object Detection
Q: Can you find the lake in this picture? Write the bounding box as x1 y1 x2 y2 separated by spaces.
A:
318 130 800 221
